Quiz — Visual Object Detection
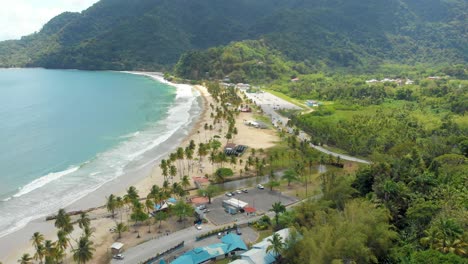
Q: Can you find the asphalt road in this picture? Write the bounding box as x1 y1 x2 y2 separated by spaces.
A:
244 91 371 164
111 212 275 264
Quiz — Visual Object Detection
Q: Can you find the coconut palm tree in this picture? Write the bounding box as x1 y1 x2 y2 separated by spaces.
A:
270 202 286 227
55 209 73 234
33 244 45 264
18 253 33 264
115 196 124 221
43 240 57 264
56 230 69 257
169 165 177 182
115 222 128 239
176 147 185 177
106 194 117 218
31 232 44 250
77 212 91 230
181 175 191 190
125 186 139 202
155 211 168 229
160 159 168 180
266 233 285 262
72 236 95 264
145 199 154 233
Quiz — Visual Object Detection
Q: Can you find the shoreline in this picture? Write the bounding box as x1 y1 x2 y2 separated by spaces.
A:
0 71 206 262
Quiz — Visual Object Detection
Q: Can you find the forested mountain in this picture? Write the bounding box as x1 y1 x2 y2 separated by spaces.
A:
0 0 466 70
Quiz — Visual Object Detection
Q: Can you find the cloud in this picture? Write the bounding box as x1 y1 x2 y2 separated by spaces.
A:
0 0 98 41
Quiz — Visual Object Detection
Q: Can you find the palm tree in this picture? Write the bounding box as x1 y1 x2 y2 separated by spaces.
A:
33 244 45 264
172 201 194 225
125 186 139 202
155 211 168 229
266 233 285 262
106 194 117 218
197 185 219 204
77 212 91 230
72 236 95 264
56 230 69 256
282 169 299 187
31 232 44 250
55 209 73 234
270 202 286 227
115 196 124 221
266 180 280 191
18 253 33 264
115 222 128 239
169 165 177 181
43 240 57 264
145 199 154 233
181 175 191 190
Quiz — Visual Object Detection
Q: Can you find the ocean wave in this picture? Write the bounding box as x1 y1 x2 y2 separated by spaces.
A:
118 131 140 139
12 166 80 198
0 73 202 240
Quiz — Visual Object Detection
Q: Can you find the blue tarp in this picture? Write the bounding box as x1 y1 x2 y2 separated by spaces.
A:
168 197 177 203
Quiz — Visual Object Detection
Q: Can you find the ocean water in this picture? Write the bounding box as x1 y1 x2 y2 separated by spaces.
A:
0 69 200 238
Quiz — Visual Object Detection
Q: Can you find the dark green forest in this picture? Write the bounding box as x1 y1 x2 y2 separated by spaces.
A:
0 0 466 71
1 0 466 263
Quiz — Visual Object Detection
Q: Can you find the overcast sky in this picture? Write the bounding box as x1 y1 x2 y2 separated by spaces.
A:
0 0 99 41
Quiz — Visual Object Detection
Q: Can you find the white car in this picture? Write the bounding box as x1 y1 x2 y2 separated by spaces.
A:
195 225 202 230
113 254 124 260
236 189 242 194
257 184 264 189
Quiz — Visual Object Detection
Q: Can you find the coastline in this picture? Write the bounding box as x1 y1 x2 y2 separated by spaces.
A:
0 71 282 263
0 71 206 262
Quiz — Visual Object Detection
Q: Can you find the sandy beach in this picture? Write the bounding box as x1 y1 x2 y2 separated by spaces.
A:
0 73 280 263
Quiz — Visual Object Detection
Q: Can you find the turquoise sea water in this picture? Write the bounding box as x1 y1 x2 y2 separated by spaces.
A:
0 69 200 237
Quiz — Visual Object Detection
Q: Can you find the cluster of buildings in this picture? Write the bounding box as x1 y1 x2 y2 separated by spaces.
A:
171 234 248 264
365 78 414 86
169 228 290 264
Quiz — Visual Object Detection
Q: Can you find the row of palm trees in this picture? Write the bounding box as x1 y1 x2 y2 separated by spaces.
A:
19 210 94 264
105 179 199 240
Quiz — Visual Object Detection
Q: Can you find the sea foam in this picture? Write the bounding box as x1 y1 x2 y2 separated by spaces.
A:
12 166 80 198
0 73 201 239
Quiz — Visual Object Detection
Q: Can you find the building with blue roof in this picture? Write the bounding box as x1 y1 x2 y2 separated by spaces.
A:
171 234 247 264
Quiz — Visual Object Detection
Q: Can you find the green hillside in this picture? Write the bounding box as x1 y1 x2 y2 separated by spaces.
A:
0 0 466 70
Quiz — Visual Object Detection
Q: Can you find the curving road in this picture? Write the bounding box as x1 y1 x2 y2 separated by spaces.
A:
244 91 371 165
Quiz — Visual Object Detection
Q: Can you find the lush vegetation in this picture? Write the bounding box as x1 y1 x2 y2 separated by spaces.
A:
1 0 466 71
249 68 467 263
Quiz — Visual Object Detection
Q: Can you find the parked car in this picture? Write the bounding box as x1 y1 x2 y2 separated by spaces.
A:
257 184 264 189
197 204 206 210
242 189 248 193
225 192 233 197
195 225 202 230
236 228 242 235
236 189 242 194
113 254 124 260
217 232 223 238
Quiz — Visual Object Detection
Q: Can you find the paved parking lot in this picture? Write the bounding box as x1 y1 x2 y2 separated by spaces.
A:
205 187 298 225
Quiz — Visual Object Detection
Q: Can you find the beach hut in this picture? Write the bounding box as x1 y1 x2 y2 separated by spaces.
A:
110 242 124 255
